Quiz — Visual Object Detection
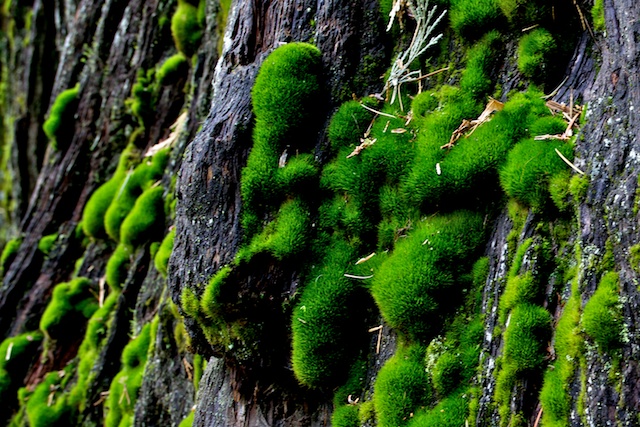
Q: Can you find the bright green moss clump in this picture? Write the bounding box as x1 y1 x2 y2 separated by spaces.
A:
499 138 573 210
104 321 154 427
327 99 376 152
591 0 605 32
171 0 204 57
120 185 166 248
331 405 360 427
157 53 189 85
373 345 431 427
517 28 557 82
68 293 117 410
1 236 21 273
40 278 99 340
0 331 43 417
43 84 79 149
291 239 367 388
37 233 58 255
106 244 131 290
241 42 322 218
407 392 468 427
449 0 503 41
582 271 623 353
460 31 503 100
154 228 175 277
371 211 485 341
25 370 73 427
82 145 139 239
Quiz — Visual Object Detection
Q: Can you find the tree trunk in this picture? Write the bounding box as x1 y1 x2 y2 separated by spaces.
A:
1 0 639 426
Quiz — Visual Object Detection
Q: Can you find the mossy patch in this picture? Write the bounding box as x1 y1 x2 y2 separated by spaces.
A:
1 236 21 273
450 0 504 41
331 405 360 427
407 392 468 427
43 84 79 150
582 271 623 353
371 211 485 341
40 277 99 340
591 0 605 32
0 331 43 416
157 53 189 85
120 185 166 248
517 28 557 83
104 321 155 427
106 244 131 291
37 233 58 255
171 0 204 57
68 293 117 410
499 138 573 211
373 344 431 427
25 370 73 427
154 228 175 277
291 239 369 388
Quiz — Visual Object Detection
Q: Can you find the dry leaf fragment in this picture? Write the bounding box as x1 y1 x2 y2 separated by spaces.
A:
347 138 376 159
145 111 187 157
442 98 503 149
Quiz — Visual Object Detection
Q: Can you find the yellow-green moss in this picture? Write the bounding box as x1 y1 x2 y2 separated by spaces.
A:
106 244 131 291
371 211 485 341
171 0 203 57
40 277 99 340
1 236 21 273
373 344 431 427
37 233 58 255
582 271 623 353
120 185 166 248
331 405 360 427
406 392 468 427
154 228 175 277
25 369 73 427
591 0 605 32
104 321 154 427
450 0 503 41
157 53 189 85
0 331 43 416
43 84 79 150
68 293 117 410
517 28 557 82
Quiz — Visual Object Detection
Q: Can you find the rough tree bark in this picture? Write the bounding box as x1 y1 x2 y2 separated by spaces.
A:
0 0 639 426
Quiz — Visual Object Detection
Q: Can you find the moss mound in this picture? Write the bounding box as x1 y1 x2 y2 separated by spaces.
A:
43 85 79 149
171 0 204 57
39 278 99 340
582 271 623 353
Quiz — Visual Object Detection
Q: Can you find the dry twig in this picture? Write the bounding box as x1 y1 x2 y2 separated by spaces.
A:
442 98 504 149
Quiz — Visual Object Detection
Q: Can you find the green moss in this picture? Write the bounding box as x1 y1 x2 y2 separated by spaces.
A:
460 31 503 100
40 277 99 340
371 211 485 341
582 271 623 353
517 28 557 82
104 322 153 427
171 0 203 57
241 42 322 219
25 370 72 427
43 84 79 150
495 303 551 426
569 174 589 203
540 292 582 427
1 236 21 273
450 0 503 41
128 69 157 129
499 138 573 210
178 411 195 427
68 293 117 410
358 399 375 425
157 53 189 85
120 185 165 248
106 244 132 291
498 272 538 324
407 392 468 427
548 170 572 211
431 351 462 397
373 345 431 427
291 239 367 388
154 228 175 277
331 405 360 427
200 266 231 321
247 198 311 260
327 99 376 152
497 0 550 25
82 145 141 239
591 0 605 32
0 331 43 415
37 233 58 255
